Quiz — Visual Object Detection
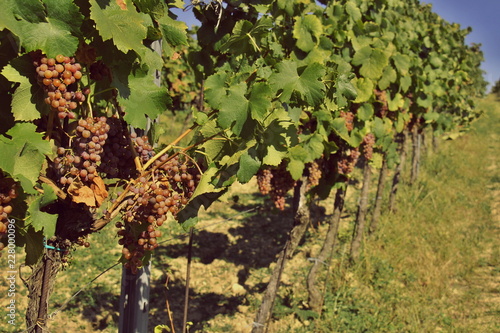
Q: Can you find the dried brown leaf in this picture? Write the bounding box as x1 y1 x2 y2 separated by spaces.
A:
68 179 96 207
91 176 108 207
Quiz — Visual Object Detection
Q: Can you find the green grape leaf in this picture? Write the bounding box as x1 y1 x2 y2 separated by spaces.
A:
219 139 256 169
429 55 443 68
134 0 166 19
370 152 383 169
269 60 325 106
3 0 46 24
423 111 440 123
220 18 272 54
7 123 52 155
1 1 79 57
43 0 84 36
157 14 188 54
204 72 228 109
348 128 364 148
287 106 302 123
90 0 150 54
18 19 80 58
364 22 379 35
237 148 261 183
352 77 374 103
287 159 305 181
416 92 433 108
0 65 39 121
218 82 249 136
40 183 58 207
430 81 446 97
0 123 51 193
262 120 290 166
303 133 325 161
26 186 58 237
154 325 171 333
352 46 389 80
178 167 228 228
200 138 228 164
331 117 350 143
395 111 409 133
336 73 358 101
293 15 323 52
345 1 362 22
358 103 374 121
263 145 286 167
400 75 412 92
118 71 171 129
387 92 404 111
276 0 295 16
136 46 163 72
392 53 411 76
372 117 386 139
24 226 45 266
378 65 397 90
248 82 272 121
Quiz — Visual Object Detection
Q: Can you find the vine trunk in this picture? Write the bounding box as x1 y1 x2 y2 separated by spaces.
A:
369 154 388 235
251 177 310 333
349 162 372 263
389 130 409 212
306 186 347 313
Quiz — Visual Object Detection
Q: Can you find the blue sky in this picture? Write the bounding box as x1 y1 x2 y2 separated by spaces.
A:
172 0 499 91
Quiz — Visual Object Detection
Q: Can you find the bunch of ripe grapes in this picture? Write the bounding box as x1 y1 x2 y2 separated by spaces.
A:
337 148 361 175
99 117 140 179
340 111 355 131
0 175 17 255
33 54 87 119
374 89 389 118
257 169 273 195
53 117 110 187
362 133 376 160
116 154 201 272
306 160 322 190
257 163 295 210
130 133 155 164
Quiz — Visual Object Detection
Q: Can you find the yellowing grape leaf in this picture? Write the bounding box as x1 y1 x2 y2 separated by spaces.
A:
293 15 323 52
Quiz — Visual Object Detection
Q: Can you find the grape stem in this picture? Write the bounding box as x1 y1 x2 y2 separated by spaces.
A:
142 109 218 171
45 109 55 141
142 126 193 171
38 176 67 200
177 150 203 175
92 199 128 232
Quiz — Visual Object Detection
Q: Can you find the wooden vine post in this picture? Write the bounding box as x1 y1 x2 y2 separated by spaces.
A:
118 38 162 333
118 264 151 333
